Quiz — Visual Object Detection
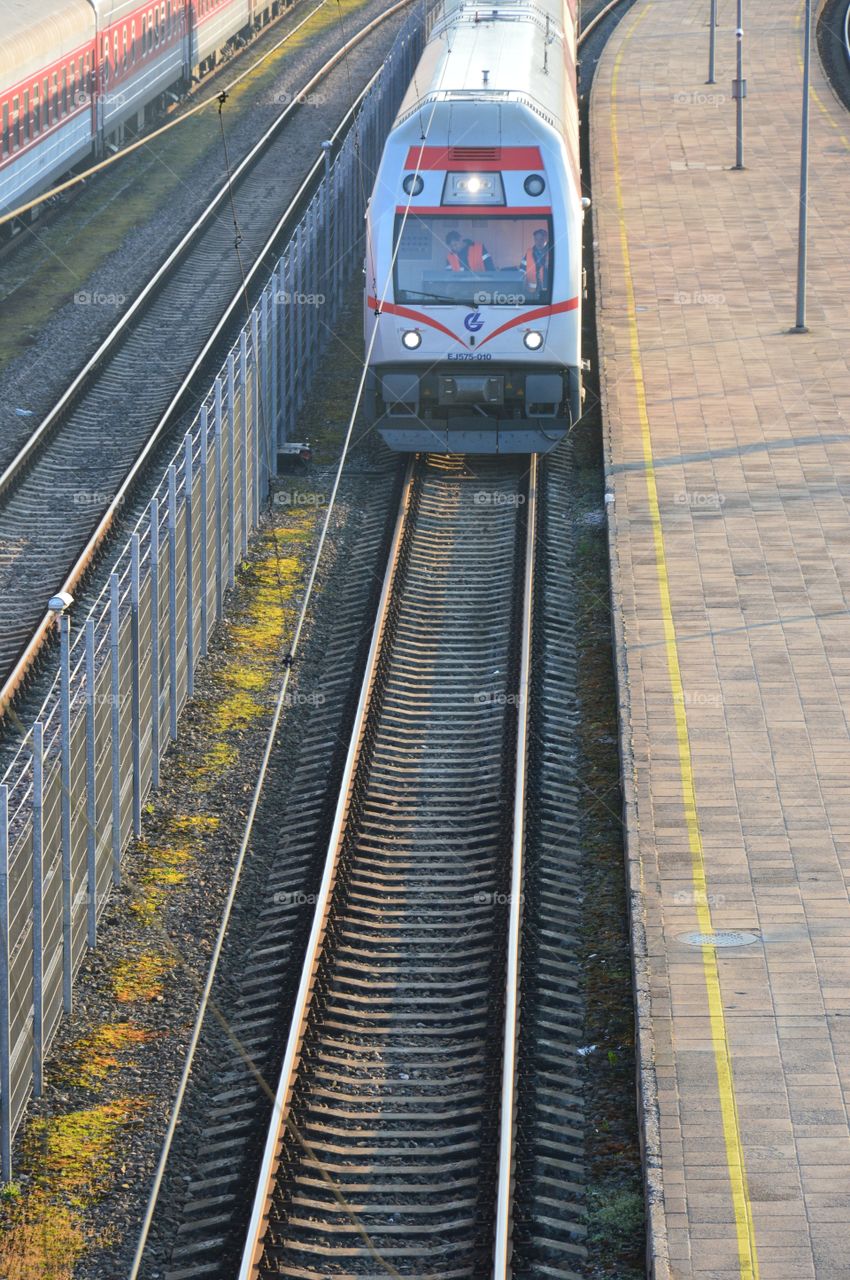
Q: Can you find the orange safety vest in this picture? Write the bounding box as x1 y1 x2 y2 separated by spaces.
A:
447 242 487 272
525 243 550 289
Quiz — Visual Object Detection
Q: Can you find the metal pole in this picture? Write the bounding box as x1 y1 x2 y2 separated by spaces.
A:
199 408 209 658
32 723 44 1096
733 0 745 169
60 611 73 1012
168 464 179 740
130 533 142 835
150 499 161 788
793 0 812 332
708 0 717 83
239 331 249 557
183 436 195 700
110 573 122 885
0 784 10 1181
85 619 98 946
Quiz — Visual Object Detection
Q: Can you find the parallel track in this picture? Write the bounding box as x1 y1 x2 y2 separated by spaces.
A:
0 0 410 716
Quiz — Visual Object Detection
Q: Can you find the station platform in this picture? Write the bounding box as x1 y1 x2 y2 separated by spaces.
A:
591 0 850 1276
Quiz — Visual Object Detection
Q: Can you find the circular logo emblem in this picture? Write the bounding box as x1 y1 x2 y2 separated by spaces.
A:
464 311 485 333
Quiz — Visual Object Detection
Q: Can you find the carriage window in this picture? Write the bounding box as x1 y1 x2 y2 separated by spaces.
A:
141 17 146 53
44 77 50 124
166 1 172 37
33 83 40 133
61 67 67 115
393 213 554 307
131 22 136 61
114 32 119 72
148 12 154 51
69 61 76 106
11 96 19 149
102 37 110 83
123 26 128 69
1 102 8 157
23 90 30 141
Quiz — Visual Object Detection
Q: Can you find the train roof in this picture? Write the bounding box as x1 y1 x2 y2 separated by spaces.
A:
0 0 96 92
395 0 574 137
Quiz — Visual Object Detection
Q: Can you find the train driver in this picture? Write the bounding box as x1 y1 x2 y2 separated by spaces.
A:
520 228 551 295
445 231 496 273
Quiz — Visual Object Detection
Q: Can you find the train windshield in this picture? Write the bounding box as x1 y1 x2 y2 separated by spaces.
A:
393 214 554 306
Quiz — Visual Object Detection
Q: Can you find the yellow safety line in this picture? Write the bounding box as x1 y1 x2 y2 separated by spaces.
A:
608 10 760 1279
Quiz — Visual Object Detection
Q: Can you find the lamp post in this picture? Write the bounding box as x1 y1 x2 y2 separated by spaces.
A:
793 0 812 331
732 0 746 168
708 0 717 84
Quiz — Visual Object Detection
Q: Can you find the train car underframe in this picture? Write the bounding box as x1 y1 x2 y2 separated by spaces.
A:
366 362 581 453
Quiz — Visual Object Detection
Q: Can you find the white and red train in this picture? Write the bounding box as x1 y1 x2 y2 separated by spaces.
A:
364 0 584 453
0 0 284 223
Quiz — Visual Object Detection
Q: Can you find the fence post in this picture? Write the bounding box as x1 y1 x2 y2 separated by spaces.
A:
0 784 10 1181
199 408 209 658
227 355 236 587
184 437 195 701
215 388 224 618
60 610 73 1013
131 534 142 836
322 140 332 296
168 464 178 740
295 226 304 410
239 330 249 557
150 499 161 789
32 723 44 1096
110 572 122 886
85 619 98 947
251 310 261 524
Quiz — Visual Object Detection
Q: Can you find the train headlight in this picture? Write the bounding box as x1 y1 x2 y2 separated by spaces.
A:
402 173 424 196
402 329 422 349
524 174 546 197
523 330 544 351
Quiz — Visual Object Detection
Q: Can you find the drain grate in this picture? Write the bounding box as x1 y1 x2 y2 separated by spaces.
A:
678 930 760 948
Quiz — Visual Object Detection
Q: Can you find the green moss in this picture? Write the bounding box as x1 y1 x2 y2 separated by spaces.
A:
61 1024 153 1090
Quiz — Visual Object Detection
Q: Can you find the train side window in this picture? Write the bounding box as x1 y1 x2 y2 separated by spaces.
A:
123 25 128 69
33 83 40 134
102 36 110 84
148 12 154 51
83 53 90 94
44 76 50 125
154 10 160 46
141 16 146 54
1 102 8 158
166 0 171 38
131 21 136 61
52 73 59 121
69 61 76 108
23 89 30 142
61 67 67 116
12 96 19 150
114 32 119 75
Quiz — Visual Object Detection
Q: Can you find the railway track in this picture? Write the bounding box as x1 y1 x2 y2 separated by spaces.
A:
0 0 411 717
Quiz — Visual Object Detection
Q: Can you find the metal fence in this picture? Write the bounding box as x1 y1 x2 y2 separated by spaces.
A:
0 6 425 1178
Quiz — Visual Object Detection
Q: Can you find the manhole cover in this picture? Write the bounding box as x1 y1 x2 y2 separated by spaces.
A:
678 930 760 948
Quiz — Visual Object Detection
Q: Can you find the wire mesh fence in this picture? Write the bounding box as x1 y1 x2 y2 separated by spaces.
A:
0 6 425 1177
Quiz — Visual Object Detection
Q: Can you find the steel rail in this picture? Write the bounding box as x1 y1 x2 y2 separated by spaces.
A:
237 458 415 1280
0 0 414 721
845 0 850 63
492 451 537 1280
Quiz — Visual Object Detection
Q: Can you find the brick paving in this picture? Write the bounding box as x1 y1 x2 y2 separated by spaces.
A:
590 0 850 1275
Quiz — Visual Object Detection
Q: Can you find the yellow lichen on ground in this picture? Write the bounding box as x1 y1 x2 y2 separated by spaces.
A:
0 1099 147 1278
0 1190 88 1280
61 1024 153 1090
112 953 174 1003
129 837 194 926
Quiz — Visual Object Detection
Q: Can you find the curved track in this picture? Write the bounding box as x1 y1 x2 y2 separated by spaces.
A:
818 0 850 110
0 0 409 711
